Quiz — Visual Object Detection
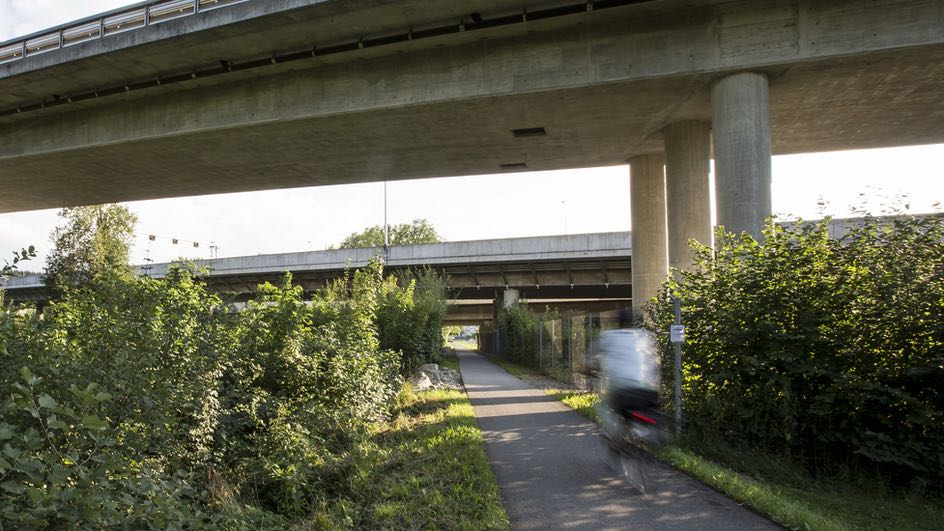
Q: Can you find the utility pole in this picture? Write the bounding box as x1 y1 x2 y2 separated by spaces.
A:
562 200 568 235
670 297 685 435
383 180 389 261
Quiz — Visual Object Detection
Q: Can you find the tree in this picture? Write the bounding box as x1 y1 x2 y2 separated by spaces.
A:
339 218 442 248
44 204 138 294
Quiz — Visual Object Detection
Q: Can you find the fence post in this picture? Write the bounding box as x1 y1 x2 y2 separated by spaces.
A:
519 329 523 365
565 317 572 383
538 320 543 373
674 297 683 435
550 320 557 371
585 313 592 363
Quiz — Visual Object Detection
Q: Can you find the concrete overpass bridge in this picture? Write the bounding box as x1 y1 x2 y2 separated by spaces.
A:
1 232 632 324
3 0 943 308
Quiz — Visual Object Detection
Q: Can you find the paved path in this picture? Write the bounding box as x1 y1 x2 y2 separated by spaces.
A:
458 350 780 531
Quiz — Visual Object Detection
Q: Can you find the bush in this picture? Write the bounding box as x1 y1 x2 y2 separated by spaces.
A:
0 259 430 526
498 303 538 365
376 268 448 373
648 214 944 487
0 368 211 529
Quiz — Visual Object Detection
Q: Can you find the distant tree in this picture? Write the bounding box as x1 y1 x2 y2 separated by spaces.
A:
44 204 138 294
442 325 462 342
339 218 442 248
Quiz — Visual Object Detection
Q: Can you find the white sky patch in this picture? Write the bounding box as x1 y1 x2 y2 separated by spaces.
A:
0 0 134 41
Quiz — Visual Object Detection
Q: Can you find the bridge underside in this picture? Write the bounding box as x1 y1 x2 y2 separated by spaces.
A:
2 0 944 212
444 299 628 325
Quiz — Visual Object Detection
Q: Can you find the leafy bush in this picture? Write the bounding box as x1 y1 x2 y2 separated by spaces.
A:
498 303 538 365
648 214 944 487
376 268 448 373
0 259 437 526
0 368 211 529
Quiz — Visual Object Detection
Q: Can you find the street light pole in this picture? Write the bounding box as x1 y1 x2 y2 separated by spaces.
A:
562 200 568 235
383 180 389 260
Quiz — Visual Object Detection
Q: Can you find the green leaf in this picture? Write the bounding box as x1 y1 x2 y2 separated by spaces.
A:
3 444 21 460
93 392 112 403
81 415 107 430
0 425 13 441
37 394 57 409
0 481 25 495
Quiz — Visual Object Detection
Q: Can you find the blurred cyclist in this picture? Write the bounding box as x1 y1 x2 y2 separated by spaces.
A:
595 308 662 444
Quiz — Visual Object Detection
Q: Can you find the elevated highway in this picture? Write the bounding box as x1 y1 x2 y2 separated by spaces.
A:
3 0 944 213
1 232 632 323
3 0 942 314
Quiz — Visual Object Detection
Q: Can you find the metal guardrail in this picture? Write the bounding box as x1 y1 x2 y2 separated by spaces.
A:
0 0 248 65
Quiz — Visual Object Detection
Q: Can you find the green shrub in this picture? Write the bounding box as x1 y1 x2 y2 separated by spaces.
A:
648 214 944 487
0 368 211 529
376 268 448 373
0 260 418 525
499 303 538 365
219 266 401 517
35 269 234 474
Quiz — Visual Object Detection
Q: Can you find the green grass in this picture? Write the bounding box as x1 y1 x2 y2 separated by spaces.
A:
439 349 460 371
486 356 532 380
488 356 944 531
446 339 478 351
352 384 509 530
545 389 599 420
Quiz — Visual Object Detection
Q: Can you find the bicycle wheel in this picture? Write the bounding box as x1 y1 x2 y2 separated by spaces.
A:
618 444 651 495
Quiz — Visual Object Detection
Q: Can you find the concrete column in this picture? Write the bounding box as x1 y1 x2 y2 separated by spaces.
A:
502 288 519 307
663 120 712 270
628 154 668 315
712 72 772 240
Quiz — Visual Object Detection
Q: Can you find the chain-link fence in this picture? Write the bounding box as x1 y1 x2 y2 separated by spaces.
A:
480 309 627 389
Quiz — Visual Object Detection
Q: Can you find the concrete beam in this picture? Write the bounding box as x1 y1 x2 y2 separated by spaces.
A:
445 298 628 323
712 72 772 239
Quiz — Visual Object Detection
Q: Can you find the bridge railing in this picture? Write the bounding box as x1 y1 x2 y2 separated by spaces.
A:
0 0 249 65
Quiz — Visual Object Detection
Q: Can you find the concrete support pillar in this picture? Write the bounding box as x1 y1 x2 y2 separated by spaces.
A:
712 72 772 240
628 154 668 316
502 288 519 308
663 120 712 270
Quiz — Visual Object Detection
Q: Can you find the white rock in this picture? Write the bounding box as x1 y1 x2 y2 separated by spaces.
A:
411 372 433 391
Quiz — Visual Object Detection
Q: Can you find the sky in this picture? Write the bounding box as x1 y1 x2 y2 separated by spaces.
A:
1 1 942 269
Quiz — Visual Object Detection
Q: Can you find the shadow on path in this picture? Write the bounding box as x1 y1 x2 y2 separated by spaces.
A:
458 350 781 531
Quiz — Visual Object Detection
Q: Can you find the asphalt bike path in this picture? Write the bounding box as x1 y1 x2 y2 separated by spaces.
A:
458 350 780 530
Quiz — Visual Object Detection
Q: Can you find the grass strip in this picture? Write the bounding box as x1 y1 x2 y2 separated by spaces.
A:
439 350 460 371
487 355 534 380
354 383 509 530
486 356 943 531
447 339 479 352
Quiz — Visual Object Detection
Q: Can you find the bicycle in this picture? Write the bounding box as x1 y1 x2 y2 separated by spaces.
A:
596 393 672 495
